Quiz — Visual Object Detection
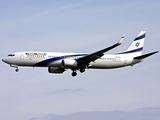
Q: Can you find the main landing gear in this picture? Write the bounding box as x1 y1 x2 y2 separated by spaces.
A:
10 64 19 72
72 71 77 77
71 68 86 77
80 68 85 73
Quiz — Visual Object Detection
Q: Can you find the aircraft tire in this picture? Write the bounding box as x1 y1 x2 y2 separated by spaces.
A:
15 68 19 72
72 72 77 77
80 69 85 73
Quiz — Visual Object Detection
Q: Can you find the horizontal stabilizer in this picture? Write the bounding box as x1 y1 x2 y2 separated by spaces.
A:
134 51 159 60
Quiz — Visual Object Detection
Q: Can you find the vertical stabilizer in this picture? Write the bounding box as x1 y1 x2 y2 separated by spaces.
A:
125 31 146 56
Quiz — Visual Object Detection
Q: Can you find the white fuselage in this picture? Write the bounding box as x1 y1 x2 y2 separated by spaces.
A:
2 51 141 69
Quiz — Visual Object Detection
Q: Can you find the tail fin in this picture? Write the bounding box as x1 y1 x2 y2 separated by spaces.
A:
124 31 146 56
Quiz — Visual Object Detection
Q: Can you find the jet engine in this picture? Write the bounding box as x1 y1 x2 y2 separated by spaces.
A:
48 67 65 74
61 59 78 68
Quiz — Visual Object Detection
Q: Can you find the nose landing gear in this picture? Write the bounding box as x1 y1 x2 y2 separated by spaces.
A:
10 64 19 72
15 68 19 72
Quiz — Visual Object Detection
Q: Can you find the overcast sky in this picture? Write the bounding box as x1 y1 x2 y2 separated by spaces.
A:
0 0 160 120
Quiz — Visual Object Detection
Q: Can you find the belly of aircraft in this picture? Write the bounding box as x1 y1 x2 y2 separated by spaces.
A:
89 60 126 69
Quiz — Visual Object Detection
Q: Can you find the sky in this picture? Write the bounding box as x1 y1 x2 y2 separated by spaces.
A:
0 0 160 120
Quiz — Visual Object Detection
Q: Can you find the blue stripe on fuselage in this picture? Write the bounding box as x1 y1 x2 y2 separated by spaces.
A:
118 47 143 54
33 54 88 66
134 34 145 41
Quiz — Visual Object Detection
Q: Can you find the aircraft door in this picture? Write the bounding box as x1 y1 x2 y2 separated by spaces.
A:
20 53 24 60
19 53 25 65
123 56 128 64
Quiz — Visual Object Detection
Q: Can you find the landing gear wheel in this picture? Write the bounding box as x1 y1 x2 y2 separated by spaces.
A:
72 72 77 77
80 69 85 73
15 68 19 72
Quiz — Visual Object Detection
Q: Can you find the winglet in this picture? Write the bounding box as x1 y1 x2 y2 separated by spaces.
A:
118 34 125 45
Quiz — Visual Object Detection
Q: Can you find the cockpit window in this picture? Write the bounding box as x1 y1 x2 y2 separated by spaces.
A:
8 54 15 56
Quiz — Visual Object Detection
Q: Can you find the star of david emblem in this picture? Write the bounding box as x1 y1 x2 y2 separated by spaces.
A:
135 42 140 47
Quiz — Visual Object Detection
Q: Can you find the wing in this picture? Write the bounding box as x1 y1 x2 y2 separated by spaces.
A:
77 34 125 66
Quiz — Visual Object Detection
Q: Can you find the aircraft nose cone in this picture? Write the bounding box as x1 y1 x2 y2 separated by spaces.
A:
2 57 9 64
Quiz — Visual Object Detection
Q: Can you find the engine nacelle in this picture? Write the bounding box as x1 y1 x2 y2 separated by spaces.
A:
48 67 65 74
61 59 78 68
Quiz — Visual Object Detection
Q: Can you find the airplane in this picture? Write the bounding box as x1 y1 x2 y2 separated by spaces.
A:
2 31 158 77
